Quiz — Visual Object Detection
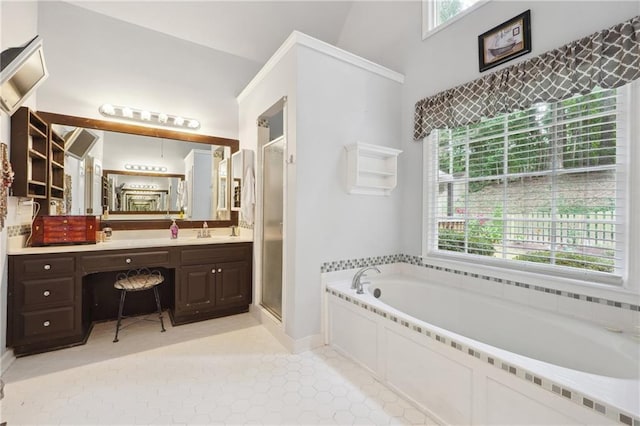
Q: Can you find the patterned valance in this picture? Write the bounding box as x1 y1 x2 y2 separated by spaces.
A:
414 15 640 140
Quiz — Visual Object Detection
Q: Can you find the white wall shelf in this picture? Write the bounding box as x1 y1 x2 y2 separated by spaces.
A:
345 142 402 196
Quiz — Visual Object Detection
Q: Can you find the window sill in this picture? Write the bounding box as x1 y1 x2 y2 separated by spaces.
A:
421 251 638 304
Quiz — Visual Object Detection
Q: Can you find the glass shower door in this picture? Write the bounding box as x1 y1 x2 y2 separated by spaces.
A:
261 136 284 319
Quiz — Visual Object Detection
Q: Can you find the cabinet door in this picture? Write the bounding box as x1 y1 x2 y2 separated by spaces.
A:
179 264 216 313
215 260 250 308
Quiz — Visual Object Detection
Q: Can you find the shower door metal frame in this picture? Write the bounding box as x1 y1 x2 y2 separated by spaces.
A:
260 134 286 320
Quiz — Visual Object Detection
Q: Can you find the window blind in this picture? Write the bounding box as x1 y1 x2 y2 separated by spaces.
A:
431 87 626 278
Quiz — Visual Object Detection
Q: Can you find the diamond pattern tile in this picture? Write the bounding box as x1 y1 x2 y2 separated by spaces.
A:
1 313 438 425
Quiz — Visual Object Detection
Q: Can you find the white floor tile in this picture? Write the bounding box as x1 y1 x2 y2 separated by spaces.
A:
0 313 436 425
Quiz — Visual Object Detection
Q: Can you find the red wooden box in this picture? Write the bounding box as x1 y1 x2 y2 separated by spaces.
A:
30 215 99 246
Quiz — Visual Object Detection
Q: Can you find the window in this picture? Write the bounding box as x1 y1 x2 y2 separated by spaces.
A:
423 0 487 38
425 87 628 283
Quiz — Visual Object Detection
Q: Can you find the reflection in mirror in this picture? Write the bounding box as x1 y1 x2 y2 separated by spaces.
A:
104 170 183 214
52 124 231 222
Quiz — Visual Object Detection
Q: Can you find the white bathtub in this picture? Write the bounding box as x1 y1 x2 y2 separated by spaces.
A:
325 274 640 425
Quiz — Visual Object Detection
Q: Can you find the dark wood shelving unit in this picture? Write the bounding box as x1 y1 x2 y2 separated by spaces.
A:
11 107 66 208
49 127 66 201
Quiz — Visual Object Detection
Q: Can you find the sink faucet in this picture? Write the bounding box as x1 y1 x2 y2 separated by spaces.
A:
351 266 381 294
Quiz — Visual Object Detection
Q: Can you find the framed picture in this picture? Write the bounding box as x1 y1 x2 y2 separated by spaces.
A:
478 10 531 72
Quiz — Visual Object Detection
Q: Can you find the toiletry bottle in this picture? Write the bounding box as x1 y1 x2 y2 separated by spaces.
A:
203 221 208 237
103 223 112 241
170 219 179 239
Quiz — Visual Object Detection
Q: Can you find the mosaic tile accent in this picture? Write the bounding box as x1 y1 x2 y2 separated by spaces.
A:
320 254 639 312
326 286 640 425
6 224 30 237
320 254 401 273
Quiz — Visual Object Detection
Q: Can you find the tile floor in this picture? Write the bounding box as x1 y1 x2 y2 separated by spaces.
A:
1 313 437 425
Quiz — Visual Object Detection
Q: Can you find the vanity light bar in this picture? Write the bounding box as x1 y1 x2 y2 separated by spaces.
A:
127 184 158 189
124 164 168 172
99 104 200 130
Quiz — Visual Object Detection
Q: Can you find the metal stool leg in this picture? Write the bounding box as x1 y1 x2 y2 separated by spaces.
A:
153 286 166 333
113 289 127 342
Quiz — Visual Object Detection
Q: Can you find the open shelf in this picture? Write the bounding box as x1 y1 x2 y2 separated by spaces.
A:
345 142 402 196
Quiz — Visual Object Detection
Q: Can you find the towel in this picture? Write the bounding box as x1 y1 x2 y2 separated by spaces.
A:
241 167 255 225
176 179 187 210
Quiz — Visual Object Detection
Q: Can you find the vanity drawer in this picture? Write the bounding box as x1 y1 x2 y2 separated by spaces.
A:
81 250 172 273
17 256 75 277
181 243 252 266
19 277 74 309
21 306 75 338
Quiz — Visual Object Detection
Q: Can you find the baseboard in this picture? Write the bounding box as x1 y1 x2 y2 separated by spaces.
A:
1 349 16 375
250 305 324 354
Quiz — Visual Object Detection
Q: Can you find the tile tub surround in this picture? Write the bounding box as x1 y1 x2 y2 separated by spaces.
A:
325 280 640 426
320 254 639 333
0 313 437 425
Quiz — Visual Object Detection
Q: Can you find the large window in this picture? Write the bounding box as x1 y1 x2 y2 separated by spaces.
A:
426 87 628 283
423 0 486 38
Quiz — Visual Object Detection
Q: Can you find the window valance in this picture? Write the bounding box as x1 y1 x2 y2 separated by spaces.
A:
413 15 640 141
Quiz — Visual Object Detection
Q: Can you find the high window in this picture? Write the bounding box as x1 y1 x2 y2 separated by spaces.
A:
423 0 486 38
425 86 628 284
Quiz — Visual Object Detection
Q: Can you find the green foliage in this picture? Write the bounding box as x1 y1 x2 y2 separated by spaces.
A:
437 0 463 24
438 227 496 257
513 251 614 273
437 88 618 188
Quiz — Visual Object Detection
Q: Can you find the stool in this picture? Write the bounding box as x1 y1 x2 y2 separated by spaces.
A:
113 268 166 343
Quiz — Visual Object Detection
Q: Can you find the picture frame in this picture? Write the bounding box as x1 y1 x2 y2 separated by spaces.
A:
478 10 531 72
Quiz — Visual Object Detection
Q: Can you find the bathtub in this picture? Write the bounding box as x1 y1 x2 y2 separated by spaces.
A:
325 274 639 426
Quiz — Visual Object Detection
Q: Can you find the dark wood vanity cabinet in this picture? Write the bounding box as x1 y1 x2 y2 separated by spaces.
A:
7 254 82 355
8 242 253 355
174 243 252 324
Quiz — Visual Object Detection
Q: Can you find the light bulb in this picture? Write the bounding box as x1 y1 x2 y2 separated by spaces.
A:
174 116 184 126
141 110 151 120
101 104 115 115
188 120 200 129
122 107 133 118
158 113 168 124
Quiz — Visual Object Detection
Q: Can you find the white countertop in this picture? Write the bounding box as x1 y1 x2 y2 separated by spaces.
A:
8 228 253 255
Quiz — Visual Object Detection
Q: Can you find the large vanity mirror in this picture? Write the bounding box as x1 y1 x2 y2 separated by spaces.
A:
40 112 239 230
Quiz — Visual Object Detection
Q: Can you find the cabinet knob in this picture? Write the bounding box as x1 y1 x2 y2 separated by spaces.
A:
44 264 51 270
211 269 216 274
43 290 50 297
125 258 132 264
43 321 50 327
217 268 222 273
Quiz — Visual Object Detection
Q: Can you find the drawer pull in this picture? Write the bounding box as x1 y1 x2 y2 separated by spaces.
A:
125 258 132 264
43 290 51 297
43 321 51 327
218 268 222 273
44 264 51 270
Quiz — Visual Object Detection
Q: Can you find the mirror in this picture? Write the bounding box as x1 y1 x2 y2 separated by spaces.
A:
41 111 239 230
104 170 184 213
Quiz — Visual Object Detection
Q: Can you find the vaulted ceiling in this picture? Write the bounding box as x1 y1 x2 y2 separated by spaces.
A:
67 1 356 64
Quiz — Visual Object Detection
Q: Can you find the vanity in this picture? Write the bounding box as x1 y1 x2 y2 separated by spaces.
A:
7 237 253 356
6 108 256 356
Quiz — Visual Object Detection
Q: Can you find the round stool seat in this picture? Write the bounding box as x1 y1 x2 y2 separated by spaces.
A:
113 268 166 343
114 273 164 291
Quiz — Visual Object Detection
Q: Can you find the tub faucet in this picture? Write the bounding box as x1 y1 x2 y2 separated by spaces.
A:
351 266 381 294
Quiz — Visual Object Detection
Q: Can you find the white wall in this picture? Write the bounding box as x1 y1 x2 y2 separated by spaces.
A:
238 37 403 342
0 0 39 362
293 45 402 339
36 1 260 139
337 1 640 257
